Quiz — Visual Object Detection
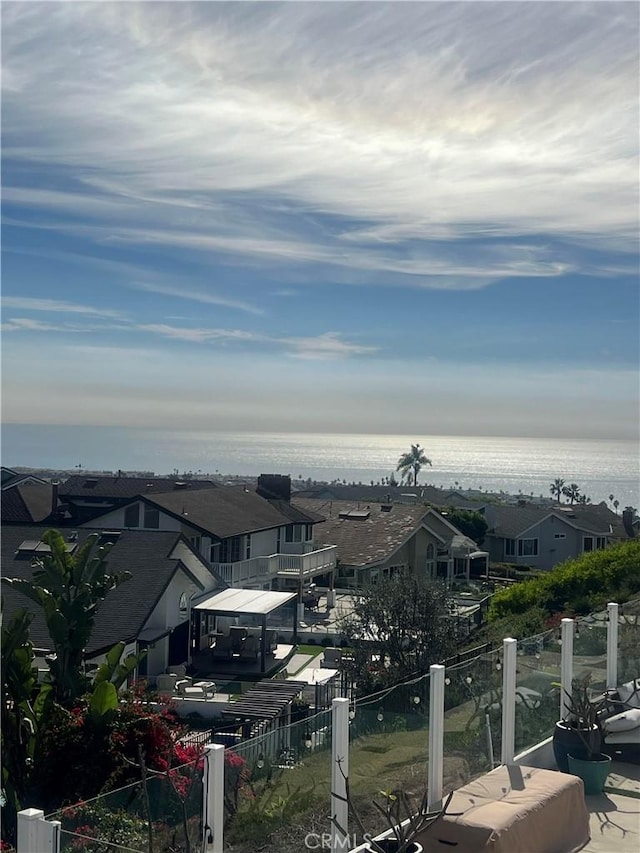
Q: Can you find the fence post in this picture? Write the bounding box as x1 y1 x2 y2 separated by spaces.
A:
501 638 517 765
17 808 44 853
330 696 350 853
428 664 445 810
607 602 619 690
560 618 574 719
203 743 225 853
39 818 60 853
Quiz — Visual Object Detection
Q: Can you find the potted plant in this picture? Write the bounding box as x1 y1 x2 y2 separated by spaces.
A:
552 674 611 794
332 758 452 853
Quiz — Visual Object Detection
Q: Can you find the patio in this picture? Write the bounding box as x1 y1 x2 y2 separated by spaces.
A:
190 587 298 677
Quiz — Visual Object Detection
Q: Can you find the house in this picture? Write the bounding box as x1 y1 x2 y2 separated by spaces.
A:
293 498 488 586
293 481 478 509
1 525 223 678
1 466 48 490
57 474 219 524
1 482 62 525
483 502 631 571
77 475 337 593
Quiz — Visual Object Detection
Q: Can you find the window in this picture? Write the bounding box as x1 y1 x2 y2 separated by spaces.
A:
220 536 241 563
305 524 312 541
143 506 160 529
505 539 516 557
285 524 304 543
518 538 538 557
584 536 606 552
276 527 282 553
179 592 188 618
245 534 251 560
426 544 435 559
189 535 201 551
596 536 606 549
124 503 140 527
554 533 566 539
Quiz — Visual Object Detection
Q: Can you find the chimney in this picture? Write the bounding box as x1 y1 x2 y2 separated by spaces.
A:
256 474 291 502
622 508 636 538
51 480 60 518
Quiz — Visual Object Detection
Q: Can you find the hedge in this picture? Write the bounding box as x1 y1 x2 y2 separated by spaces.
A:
487 540 640 622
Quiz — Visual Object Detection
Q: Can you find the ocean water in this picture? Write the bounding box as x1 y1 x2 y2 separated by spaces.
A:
2 425 638 509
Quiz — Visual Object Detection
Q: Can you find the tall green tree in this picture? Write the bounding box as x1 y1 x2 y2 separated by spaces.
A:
550 478 565 503
339 573 453 695
562 483 581 505
2 530 130 705
396 443 432 488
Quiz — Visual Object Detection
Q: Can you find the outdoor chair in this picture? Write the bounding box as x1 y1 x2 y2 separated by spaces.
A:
320 647 342 669
599 677 640 763
211 634 233 661
230 626 248 654
177 681 212 700
168 663 188 678
265 629 277 652
156 673 178 693
239 635 260 661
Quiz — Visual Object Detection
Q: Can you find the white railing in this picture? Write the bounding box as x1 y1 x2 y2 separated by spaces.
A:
20 601 636 853
212 545 336 585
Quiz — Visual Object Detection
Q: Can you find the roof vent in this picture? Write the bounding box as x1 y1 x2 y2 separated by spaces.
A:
98 531 121 545
338 509 371 520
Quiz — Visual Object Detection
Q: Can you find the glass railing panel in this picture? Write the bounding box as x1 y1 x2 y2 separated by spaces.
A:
224 708 333 853
443 650 501 787
618 607 640 685
514 629 561 755
51 754 203 853
347 674 430 843
573 621 607 693
59 827 146 852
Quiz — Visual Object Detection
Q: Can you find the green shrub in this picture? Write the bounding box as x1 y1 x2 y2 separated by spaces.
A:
488 540 640 622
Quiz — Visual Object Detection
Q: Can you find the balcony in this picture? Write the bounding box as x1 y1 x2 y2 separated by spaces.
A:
211 544 336 586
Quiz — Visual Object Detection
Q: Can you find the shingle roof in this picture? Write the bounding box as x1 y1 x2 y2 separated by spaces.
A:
1 484 56 524
59 475 218 499
293 498 432 568
143 487 320 539
487 502 626 538
293 482 477 507
1 526 208 656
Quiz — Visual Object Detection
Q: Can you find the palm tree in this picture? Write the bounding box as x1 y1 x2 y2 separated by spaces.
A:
562 483 581 505
550 478 565 503
396 443 432 488
613 499 620 513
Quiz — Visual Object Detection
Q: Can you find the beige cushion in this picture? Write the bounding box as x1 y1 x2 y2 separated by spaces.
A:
605 707 640 732
617 679 640 708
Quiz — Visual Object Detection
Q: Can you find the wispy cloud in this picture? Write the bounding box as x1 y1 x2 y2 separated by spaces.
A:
2 296 124 318
135 322 376 359
1 317 93 333
129 281 265 315
2 1 637 289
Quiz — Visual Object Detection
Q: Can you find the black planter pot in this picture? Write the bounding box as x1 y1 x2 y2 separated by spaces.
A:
553 721 602 773
366 842 423 853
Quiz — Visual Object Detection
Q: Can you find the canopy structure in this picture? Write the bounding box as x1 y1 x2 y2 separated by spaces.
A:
192 587 298 673
194 588 297 616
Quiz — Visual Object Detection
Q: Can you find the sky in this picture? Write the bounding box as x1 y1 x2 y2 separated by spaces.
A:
1 1 639 440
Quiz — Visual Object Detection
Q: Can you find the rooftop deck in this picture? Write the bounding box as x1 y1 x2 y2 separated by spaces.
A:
583 762 640 853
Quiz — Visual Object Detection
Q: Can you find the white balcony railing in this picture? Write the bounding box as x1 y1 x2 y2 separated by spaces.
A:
212 545 336 585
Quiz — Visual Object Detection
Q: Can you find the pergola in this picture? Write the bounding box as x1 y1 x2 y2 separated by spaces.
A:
192 588 298 673
220 680 307 729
